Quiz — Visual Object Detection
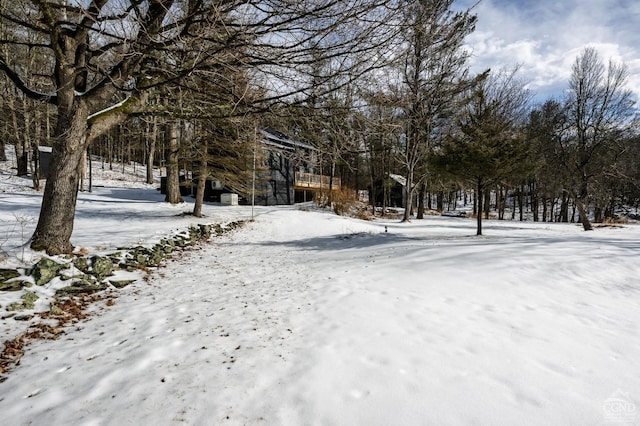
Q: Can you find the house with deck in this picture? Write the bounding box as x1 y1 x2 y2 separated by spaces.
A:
255 128 340 205
160 128 340 205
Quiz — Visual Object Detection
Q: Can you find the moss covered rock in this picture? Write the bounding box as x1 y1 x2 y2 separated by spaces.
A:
198 224 212 238
0 279 29 292
0 268 20 283
32 258 67 286
0 269 25 291
91 256 115 280
56 281 108 296
8 291 39 311
109 279 136 289
73 257 90 274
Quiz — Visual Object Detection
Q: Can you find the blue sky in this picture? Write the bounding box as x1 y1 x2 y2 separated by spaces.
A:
455 0 640 103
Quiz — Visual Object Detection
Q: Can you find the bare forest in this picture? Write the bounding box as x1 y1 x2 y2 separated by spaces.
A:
1 0 638 253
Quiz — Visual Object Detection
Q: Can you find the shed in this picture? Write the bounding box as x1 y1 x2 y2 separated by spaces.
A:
38 146 52 178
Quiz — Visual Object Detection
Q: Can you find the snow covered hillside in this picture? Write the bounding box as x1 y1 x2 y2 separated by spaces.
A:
1 146 639 425
1 201 640 424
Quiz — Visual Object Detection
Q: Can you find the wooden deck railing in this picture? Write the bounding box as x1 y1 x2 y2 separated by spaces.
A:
294 172 341 190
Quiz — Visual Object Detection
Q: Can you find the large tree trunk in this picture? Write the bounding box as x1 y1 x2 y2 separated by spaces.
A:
165 120 183 204
573 193 593 231
572 176 593 230
193 174 206 217
193 163 206 218
193 135 207 218
31 102 89 254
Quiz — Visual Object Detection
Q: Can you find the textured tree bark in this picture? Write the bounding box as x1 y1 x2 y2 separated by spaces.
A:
573 194 593 231
165 121 184 204
193 172 206 218
193 135 208 218
31 102 89 254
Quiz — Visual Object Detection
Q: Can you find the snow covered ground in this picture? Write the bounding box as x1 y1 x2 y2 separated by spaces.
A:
0 147 263 348
1 147 640 425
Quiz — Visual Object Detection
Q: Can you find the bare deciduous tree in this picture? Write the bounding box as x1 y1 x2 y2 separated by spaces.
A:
0 0 397 254
563 47 636 230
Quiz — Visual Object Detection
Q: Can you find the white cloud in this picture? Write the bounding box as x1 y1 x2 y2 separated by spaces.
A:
457 0 640 102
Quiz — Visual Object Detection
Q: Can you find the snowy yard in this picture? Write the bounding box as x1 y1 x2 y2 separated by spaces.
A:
1 176 639 425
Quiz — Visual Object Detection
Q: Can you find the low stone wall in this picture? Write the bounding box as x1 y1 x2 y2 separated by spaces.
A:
0 221 244 316
0 221 245 379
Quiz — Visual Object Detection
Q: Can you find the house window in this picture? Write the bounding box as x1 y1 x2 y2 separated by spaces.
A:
268 152 282 170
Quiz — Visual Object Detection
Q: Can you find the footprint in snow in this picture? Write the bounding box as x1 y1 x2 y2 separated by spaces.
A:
25 388 42 398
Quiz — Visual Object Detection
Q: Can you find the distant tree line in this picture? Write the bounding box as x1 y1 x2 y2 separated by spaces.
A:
0 0 638 253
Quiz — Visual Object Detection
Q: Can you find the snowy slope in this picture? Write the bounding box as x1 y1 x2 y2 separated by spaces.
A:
1 206 639 425
1 144 639 425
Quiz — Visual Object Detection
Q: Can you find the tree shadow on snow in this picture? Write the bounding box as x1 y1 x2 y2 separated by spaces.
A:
250 226 640 261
